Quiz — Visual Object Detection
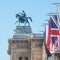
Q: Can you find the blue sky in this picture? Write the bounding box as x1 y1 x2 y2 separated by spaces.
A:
0 0 60 60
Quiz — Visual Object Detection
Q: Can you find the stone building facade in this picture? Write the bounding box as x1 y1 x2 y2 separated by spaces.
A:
7 26 46 60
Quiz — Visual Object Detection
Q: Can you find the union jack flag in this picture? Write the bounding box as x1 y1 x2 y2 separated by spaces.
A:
45 15 60 57
49 15 59 53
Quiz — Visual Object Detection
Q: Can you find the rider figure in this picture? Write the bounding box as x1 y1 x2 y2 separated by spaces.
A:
21 10 26 17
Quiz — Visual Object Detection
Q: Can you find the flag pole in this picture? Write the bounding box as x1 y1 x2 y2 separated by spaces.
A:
47 57 48 60
55 3 60 54
47 13 57 16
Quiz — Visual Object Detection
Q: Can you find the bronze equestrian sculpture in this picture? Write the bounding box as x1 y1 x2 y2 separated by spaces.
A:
15 10 32 26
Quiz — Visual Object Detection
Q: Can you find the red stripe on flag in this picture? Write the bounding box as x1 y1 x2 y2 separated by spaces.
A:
50 30 59 35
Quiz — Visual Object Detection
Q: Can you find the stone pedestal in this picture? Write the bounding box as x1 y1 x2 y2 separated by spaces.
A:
13 26 32 39
14 26 32 34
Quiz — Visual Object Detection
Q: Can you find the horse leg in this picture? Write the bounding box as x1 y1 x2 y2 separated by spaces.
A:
15 21 19 24
24 22 26 26
18 22 20 26
27 21 30 26
25 21 29 26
